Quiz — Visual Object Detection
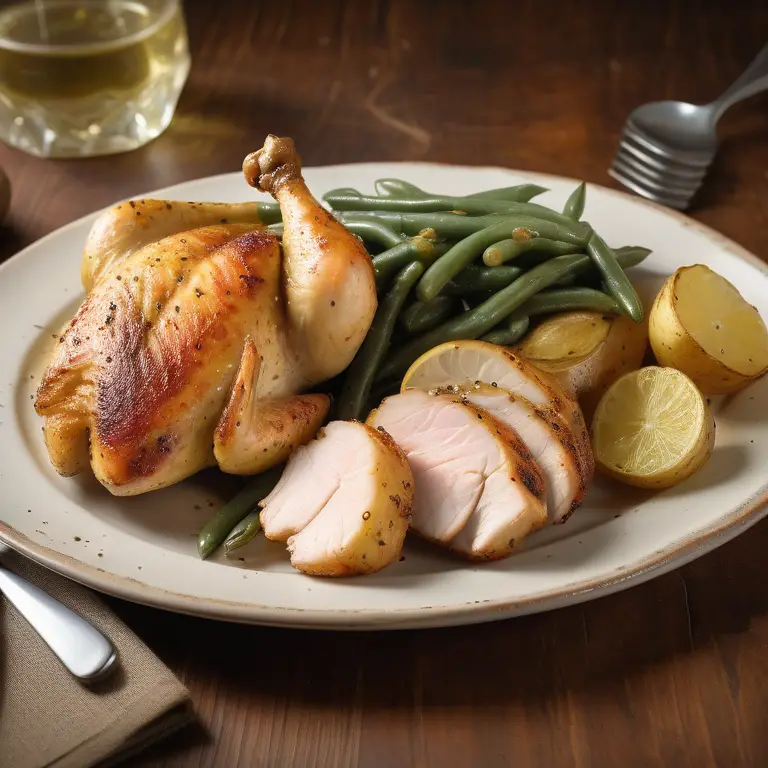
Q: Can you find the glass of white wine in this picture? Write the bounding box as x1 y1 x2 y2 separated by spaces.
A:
0 0 190 157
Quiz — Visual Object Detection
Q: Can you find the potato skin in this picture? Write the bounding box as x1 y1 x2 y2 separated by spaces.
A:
649 268 767 395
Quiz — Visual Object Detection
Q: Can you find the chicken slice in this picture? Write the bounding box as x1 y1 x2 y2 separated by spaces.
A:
404 341 594 495
456 387 587 523
243 136 377 383
260 421 414 576
213 337 330 475
368 390 547 559
82 199 272 292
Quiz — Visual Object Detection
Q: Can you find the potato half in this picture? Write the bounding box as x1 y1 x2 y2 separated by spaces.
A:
516 311 648 422
649 264 768 395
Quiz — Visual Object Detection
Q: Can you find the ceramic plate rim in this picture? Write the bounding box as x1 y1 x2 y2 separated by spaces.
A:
1 162 767 630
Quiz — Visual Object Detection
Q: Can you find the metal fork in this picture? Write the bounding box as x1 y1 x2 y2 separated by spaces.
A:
610 42 768 210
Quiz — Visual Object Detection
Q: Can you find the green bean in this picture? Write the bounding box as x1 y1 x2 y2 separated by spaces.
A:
401 296 460 335
613 246 652 268
480 316 531 345
223 511 262 554
374 178 427 198
517 287 621 317
514 250 574 269
197 466 283 559
574 247 651 289
256 202 282 225
417 218 593 303
483 237 581 266
342 219 405 249
325 193 591 229
554 273 579 287
323 187 362 200
378 249 635 380
374 179 548 203
340 211 505 238
337 261 425 421
551 247 649 287
443 264 523 295
585 229 643 322
267 222 283 236
372 237 445 290
562 182 586 220
467 184 549 202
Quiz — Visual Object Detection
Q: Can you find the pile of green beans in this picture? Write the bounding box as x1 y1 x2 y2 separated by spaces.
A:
328 179 648 410
197 177 652 558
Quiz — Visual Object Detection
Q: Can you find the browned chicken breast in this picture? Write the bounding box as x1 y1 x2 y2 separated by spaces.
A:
35 136 377 495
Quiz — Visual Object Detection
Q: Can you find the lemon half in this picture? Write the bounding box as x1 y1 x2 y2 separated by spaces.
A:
591 366 714 489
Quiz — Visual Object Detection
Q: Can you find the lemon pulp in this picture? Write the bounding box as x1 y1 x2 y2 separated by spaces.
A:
592 366 712 483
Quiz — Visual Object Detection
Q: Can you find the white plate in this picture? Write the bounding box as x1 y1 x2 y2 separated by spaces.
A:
2 163 768 630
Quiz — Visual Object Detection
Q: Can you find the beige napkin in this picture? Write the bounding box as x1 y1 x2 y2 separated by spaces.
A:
0 549 194 768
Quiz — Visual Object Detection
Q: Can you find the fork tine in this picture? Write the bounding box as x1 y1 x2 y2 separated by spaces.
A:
612 148 703 195
618 133 710 180
610 154 699 200
623 121 713 167
608 166 693 210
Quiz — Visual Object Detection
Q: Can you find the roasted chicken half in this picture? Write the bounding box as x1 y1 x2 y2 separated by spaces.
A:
35 136 377 495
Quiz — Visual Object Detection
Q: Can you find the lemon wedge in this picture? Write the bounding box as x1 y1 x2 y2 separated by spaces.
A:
591 366 715 489
649 264 768 394
402 340 575 412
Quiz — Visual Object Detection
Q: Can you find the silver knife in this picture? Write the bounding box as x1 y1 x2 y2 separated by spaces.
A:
0 564 118 682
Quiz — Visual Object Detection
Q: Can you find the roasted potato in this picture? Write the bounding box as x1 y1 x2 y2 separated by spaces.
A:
649 265 768 395
516 311 648 422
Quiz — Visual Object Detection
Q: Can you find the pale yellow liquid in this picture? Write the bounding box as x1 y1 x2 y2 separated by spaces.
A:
0 0 190 157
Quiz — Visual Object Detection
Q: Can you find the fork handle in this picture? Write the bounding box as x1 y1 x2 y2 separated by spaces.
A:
0 565 117 682
711 42 768 120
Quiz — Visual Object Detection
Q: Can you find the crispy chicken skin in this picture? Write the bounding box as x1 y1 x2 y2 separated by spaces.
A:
35 136 377 496
82 199 267 293
243 136 376 383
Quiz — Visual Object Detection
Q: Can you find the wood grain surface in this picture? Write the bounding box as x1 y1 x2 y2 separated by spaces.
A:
2 1 768 766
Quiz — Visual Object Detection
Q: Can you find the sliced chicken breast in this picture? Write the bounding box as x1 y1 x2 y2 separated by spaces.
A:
368 390 547 560
403 341 594 499
260 421 413 576
457 386 588 523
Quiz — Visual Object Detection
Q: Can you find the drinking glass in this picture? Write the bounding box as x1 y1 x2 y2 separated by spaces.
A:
0 0 191 158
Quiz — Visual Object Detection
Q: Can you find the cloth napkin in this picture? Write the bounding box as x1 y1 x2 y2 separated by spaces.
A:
0 547 194 768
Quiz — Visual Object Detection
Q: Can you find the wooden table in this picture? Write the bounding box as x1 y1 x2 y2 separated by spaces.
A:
3 2 768 765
